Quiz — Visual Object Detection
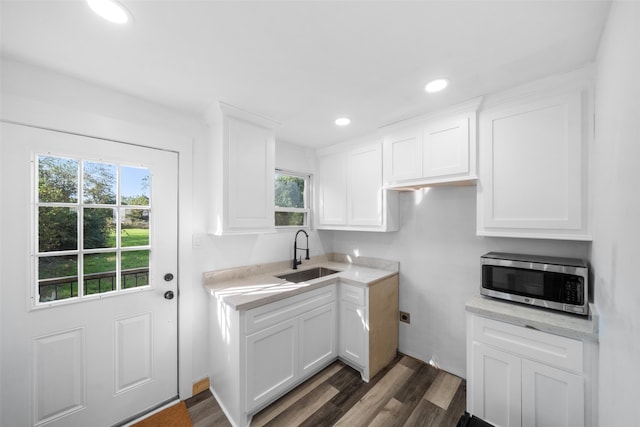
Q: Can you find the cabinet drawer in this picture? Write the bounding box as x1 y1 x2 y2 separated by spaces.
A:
471 315 583 372
245 285 336 335
339 282 366 306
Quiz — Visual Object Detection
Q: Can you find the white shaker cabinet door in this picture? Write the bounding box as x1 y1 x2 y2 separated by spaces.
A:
299 303 337 377
245 319 298 413
471 342 522 427
339 301 367 368
383 129 422 183
422 116 470 178
347 143 383 226
317 151 347 225
477 90 590 240
226 116 275 231
521 360 584 427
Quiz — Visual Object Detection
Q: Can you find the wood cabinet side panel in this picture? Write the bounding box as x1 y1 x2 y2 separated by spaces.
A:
368 275 399 378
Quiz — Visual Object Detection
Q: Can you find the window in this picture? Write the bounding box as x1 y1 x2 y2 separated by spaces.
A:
275 169 311 227
35 154 151 305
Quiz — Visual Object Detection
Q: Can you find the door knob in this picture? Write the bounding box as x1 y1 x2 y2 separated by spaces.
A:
164 290 175 300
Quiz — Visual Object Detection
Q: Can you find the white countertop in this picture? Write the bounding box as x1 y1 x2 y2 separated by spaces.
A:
203 255 399 311
466 295 599 342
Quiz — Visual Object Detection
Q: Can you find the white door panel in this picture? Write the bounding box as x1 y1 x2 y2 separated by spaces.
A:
1 122 178 426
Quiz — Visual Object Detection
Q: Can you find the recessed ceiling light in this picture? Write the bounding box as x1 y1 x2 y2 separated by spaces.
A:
335 118 351 126
87 0 131 24
425 78 449 93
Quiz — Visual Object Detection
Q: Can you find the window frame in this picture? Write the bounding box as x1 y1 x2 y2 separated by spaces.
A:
274 168 312 229
32 152 153 308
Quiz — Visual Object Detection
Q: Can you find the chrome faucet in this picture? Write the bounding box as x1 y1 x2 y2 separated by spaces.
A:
292 229 310 269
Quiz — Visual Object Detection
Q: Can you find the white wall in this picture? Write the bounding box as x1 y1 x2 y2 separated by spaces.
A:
329 186 589 377
591 2 640 424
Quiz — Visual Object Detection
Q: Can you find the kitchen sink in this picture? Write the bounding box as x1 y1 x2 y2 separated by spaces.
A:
276 267 341 283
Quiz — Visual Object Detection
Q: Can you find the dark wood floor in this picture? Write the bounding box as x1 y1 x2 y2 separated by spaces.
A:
185 353 466 427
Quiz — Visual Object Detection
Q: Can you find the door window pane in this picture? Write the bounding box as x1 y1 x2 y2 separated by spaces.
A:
121 209 150 247
121 166 150 205
122 250 150 288
84 208 116 249
39 207 78 252
38 255 78 302
83 161 117 204
84 252 117 295
38 156 78 203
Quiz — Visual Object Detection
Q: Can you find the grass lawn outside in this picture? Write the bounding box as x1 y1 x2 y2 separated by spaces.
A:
39 228 150 301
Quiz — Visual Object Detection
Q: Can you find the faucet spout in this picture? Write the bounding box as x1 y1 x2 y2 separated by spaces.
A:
292 229 310 270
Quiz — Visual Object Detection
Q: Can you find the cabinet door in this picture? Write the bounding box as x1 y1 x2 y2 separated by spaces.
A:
521 360 584 427
422 116 470 178
383 129 422 183
317 151 347 225
339 301 367 368
245 319 298 412
299 303 337 377
226 116 275 230
471 342 522 427
478 91 588 239
347 144 383 226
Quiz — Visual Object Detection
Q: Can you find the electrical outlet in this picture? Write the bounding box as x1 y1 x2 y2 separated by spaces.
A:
399 311 411 324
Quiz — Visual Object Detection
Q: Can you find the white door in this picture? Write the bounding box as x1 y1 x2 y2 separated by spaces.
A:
1 123 179 426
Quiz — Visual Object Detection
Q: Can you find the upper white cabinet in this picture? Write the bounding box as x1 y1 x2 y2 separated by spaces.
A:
316 140 398 232
476 70 593 240
208 102 279 235
381 98 481 189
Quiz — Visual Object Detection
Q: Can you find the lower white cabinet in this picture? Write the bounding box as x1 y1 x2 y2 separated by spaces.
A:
246 318 298 412
209 285 337 427
339 300 367 368
299 303 337 377
521 359 584 427
467 313 593 427
338 276 398 382
209 276 398 427
246 302 337 412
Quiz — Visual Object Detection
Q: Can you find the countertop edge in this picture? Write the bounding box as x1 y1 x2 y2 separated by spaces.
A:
466 295 599 342
205 258 399 311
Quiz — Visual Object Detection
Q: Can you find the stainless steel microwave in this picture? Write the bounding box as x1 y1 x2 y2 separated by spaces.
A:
481 252 589 316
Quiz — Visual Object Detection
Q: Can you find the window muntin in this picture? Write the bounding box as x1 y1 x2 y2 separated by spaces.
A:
275 170 311 228
35 154 151 305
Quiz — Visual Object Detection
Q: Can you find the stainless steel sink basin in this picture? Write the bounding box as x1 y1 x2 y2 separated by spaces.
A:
276 267 341 283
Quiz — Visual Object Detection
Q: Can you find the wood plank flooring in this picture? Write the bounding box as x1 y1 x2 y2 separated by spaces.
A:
185 353 466 427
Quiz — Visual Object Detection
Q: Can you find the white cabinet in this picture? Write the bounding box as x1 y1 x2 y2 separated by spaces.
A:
467 314 592 427
338 276 398 382
476 81 592 240
299 303 337 377
316 151 347 225
316 141 398 232
246 318 298 412
521 359 584 427
382 98 480 189
208 102 279 235
209 285 337 427
339 300 367 368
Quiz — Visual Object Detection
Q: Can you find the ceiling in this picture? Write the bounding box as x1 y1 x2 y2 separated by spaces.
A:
0 0 611 148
